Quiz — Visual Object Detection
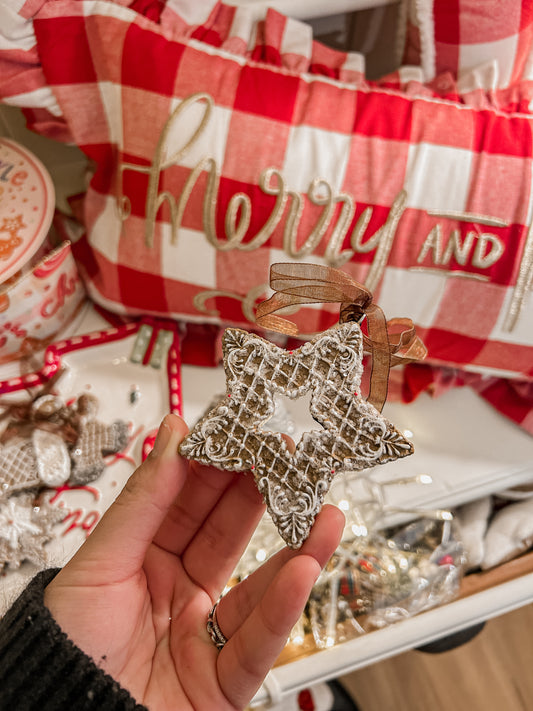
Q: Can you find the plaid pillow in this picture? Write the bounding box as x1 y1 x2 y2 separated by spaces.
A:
2 0 533 379
402 0 533 95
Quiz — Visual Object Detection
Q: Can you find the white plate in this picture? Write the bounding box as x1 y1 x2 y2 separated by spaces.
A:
0 308 175 612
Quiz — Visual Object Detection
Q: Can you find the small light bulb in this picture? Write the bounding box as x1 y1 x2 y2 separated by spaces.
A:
351 524 368 537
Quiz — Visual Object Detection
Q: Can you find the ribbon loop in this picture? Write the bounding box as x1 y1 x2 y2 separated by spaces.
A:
256 263 427 412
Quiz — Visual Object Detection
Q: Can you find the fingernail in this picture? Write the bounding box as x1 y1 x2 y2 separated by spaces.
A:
151 418 172 457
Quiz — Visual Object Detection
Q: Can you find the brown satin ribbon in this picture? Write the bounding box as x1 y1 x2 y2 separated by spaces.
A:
255 263 427 412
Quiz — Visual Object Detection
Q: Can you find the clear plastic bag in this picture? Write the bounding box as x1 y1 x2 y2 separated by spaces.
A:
306 517 466 647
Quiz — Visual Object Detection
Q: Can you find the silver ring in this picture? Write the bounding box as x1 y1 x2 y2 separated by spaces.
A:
207 600 228 651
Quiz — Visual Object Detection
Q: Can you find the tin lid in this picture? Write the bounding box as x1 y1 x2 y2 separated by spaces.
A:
0 138 55 284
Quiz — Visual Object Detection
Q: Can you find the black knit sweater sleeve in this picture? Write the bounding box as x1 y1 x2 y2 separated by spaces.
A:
0 569 148 711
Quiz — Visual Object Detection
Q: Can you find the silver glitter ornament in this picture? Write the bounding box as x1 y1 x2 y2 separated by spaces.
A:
0 492 64 570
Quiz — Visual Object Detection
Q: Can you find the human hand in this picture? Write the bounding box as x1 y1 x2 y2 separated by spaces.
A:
44 414 344 710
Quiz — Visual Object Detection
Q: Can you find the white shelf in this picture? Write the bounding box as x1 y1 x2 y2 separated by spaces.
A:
251 572 533 706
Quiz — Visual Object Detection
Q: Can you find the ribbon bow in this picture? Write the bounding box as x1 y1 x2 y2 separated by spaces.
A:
255 263 427 412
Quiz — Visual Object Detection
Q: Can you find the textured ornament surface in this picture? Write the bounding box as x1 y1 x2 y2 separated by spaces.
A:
69 419 130 485
32 429 70 487
180 322 414 549
0 492 64 570
0 438 41 500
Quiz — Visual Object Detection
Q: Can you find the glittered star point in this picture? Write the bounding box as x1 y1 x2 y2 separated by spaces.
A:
180 323 414 549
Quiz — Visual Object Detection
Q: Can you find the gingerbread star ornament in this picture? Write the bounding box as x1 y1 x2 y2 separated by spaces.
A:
181 264 426 549
181 322 414 548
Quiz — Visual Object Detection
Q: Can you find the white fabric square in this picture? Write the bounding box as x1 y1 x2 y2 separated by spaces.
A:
99 82 123 148
0 1 35 50
2 88 61 115
459 35 518 89
281 16 312 60
377 266 447 326
165 98 232 171
228 6 256 47
91 195 123 264
282 125 351 196
404 142 473 213
398 65 425 84
166 0 217 25
342 51 365 75
457 59 500 93
160 225 216 287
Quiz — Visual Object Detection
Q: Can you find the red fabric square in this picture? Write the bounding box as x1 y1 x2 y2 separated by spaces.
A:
473 111 533 157
520 0 533 30
410 98 474 149
433 0 461 43
467 153 532 226
433 279 507 336
51 83 109 149
233 65 300 122
216 248 270 296
34 16 97 83
340 203 401 270
121 85 173 162
118 262 167 312
514 26 533 82
457 1 521 44
82 146 117 197
80 250 124 304
310 41 347 79
476 341 533 377
174 44 240 108
122 23 185 95
163 281 210 318
433 41 460 76
354 91 412 141
215 177 284 248
386 207 440 270
222 111 290 183
343 135 409 205
117 215 163 273
293 80 356 134
86 15 131 84
420 326 487 366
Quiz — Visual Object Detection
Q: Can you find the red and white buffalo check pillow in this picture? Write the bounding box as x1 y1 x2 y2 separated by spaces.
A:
402 0 533 104
1 0 533 380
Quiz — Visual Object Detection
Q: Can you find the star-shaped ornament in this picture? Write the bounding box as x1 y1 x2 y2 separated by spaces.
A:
0 492 64 570
180 322 414 549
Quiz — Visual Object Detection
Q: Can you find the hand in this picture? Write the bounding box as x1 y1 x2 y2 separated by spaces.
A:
44 414 344 710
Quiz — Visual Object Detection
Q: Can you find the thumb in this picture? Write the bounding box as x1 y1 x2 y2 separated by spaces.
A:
65 414 189 583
